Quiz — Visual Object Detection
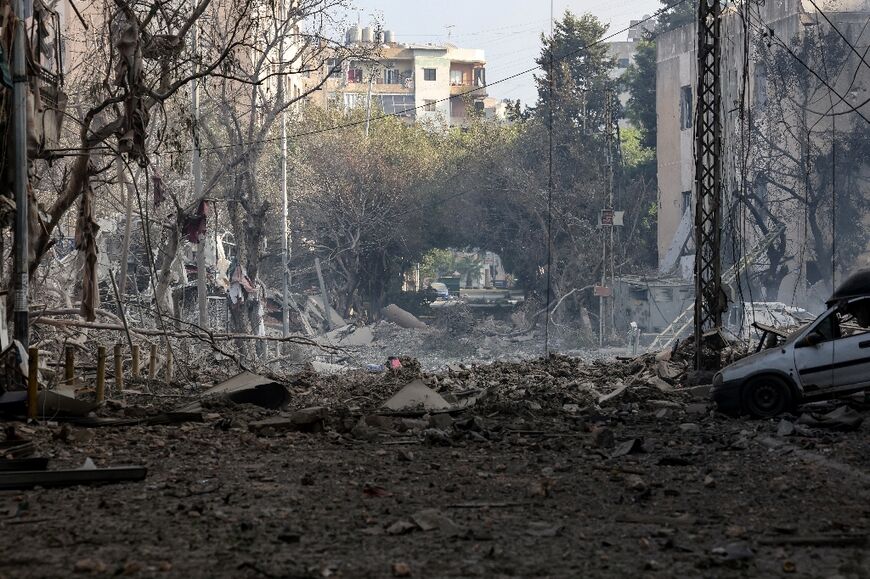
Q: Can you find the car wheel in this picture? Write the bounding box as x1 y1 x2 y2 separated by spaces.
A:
742 376 793 418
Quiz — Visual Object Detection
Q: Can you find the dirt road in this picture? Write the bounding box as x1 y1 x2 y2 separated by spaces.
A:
1 363 867 578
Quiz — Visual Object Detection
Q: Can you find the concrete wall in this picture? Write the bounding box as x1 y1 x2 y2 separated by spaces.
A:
656 24 696 264
412 50 451 124
656 0 870 306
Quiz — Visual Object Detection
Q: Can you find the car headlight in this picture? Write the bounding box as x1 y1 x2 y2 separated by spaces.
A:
713 372 723 387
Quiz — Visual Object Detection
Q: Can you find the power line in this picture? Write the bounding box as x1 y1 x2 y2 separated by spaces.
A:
746 11 870 126
159 0 692 156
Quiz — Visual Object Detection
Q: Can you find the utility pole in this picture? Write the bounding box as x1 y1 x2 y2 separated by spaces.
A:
191 14 207 330
365 64 375 137
12 0 31 348
599 86 614 349
693 0 724 370
606 86 615 342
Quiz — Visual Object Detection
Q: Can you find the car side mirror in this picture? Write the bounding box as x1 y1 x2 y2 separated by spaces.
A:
796 332 823 348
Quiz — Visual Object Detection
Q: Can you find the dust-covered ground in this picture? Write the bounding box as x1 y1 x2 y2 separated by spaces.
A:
1 355 868 579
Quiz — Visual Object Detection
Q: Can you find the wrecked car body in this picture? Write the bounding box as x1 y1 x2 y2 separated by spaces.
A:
713 269 870 417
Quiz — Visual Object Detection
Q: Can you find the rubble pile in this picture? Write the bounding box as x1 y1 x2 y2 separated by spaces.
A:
278 350 700 422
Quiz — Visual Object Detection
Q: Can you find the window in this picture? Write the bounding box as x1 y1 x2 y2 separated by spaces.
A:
375 94 416 117
474 100 485 113
423 68 437 81
618 58 630 68
384 68 400 84
327 58 341 78
347 68 363 83
814 300 870 343
473 67 486 87
681 191 692 214
679 85 693 130
344 93 364 109
423 99 436 112
450 69 464 85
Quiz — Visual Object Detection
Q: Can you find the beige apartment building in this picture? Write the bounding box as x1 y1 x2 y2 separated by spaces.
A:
656 0 870 308
306 26 488 127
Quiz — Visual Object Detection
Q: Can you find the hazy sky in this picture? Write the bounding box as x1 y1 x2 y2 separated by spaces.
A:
345 0 662 104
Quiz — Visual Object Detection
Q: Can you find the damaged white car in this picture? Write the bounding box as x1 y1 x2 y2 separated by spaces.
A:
713 269 870 417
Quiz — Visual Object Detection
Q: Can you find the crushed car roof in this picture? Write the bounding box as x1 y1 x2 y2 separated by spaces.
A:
827 268 870 306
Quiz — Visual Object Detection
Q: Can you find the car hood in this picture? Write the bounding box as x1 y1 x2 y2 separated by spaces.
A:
721 347 782 376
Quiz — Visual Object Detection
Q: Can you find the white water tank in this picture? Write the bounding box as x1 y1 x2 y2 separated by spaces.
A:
346 25 361 45
361 27 373 43
384 30 394 44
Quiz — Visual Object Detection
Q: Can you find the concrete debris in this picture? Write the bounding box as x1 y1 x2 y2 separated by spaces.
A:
248 407 327 435
203 372 290 409
382 379 451 412
381 304 427 329
797 406 864 431
310 360 350 375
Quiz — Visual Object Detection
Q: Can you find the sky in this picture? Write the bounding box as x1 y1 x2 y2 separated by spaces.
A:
344 0 663 105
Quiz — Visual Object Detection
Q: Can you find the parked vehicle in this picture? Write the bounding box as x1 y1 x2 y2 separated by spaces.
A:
428 282 450 300
712 269 870 417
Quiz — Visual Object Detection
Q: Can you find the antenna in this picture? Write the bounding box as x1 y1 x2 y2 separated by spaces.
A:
445 24 455 40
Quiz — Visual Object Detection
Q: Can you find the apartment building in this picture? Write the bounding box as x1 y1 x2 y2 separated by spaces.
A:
656 0 870 307
306 26 488 127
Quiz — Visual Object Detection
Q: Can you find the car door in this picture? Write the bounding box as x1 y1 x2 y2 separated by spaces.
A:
795 300 870 397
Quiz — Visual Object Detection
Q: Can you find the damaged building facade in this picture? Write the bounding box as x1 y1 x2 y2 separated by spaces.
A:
656 0 870 316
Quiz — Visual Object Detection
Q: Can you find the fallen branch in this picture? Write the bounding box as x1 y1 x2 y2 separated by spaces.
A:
33 318 331 346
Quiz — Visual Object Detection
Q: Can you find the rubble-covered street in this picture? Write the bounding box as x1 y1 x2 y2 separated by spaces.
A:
1 355 868 578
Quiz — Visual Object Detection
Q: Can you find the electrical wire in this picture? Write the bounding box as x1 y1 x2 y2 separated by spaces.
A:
158 0 693 156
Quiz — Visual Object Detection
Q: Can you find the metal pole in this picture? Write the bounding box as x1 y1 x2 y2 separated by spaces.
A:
192 15 207 330
12 0 31 348
694 0 724 370
365 67 374 137
607 87 615 340
281 110 290 337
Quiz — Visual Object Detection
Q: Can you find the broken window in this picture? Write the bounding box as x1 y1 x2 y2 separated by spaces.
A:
680 85 692 131
423 68 437 81
424 99 436 112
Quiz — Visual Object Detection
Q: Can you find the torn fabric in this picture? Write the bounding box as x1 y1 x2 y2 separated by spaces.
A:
75 182 100 321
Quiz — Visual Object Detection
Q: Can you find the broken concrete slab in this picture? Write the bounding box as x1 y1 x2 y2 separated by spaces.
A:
598 383 628 405
249 407 328 435
381 380 451 412
203 372 290 410
325 325 375 347
381 304 427 329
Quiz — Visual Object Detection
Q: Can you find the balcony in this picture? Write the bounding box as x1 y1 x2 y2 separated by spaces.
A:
450 83 487 98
